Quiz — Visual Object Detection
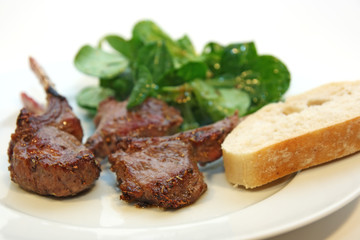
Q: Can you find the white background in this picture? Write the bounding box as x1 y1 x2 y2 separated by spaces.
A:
1 0 360 239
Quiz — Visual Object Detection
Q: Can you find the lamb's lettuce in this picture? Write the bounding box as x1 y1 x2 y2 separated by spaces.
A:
74 20 290 130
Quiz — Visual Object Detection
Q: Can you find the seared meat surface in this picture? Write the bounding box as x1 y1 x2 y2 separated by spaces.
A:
10 126 99 196
8 57 100 197
86 97 183 158
118 114 240 164
175 114 239 165
109 138 207 209
109 114 239 209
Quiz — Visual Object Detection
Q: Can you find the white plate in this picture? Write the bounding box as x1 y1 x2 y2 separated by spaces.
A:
1 64 360 240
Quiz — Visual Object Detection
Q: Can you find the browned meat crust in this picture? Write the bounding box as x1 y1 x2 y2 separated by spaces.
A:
118 114 240 164
8 57 100 197
176 114 240 165
109 114 239 209
8 91 83 158
85 97 183 158
109 138 207 209
10 126 99 196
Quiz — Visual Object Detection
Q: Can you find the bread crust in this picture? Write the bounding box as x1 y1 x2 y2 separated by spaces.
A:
223 116 360 188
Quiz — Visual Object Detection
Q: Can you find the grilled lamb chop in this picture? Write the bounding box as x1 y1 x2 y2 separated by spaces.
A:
173 114 240 165
8 57 100 197
109 138 207 209
117 114 240 164
109 114 239 209
86 97 183 158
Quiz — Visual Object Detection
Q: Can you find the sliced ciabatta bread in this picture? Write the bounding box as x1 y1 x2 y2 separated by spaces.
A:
222 81 360 189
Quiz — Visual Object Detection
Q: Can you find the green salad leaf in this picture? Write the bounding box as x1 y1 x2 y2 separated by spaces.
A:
99 68 134 100
127 65 154 109
101 35 134 60
74 20 291 130
131 21 197 65
135 41 174 85
76 86 115 113
74 45 128 79
191 80 251 121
